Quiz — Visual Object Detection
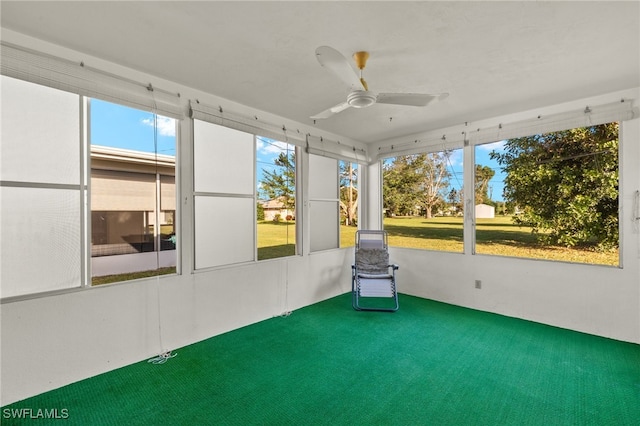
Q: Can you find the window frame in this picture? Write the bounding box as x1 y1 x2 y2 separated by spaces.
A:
472 122 621 267
88 98 179 284
339 159 360 248
0 75 182 301
0 75 86 299
381 146 465 253
256 135 299 261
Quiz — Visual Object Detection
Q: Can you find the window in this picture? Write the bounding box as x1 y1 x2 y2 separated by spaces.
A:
382 149 464 252
1 76 83 298
193 124 298 268
0 74 179 298
307 156 359 252
475 123 619 266
89 99 177 284
339 160 359 248
193 121 255 269
257 137 297 260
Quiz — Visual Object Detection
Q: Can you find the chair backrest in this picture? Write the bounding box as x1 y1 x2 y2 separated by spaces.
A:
356 230 387 250
355 231 389 274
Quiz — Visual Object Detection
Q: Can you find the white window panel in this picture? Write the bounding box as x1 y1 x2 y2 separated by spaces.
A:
309 200 339 252
194 120 254 195
1 187 82 298
309 155 338 199
194 196 254 269
0 75 80 185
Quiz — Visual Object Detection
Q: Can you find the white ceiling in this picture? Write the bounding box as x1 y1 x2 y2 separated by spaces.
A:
1 1 638 144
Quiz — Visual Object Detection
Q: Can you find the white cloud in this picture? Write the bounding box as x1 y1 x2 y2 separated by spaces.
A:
256 137 291 155
448 149 464 167
142 116 176 137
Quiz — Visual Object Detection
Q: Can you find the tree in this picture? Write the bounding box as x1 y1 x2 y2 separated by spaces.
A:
447 188 462 215
383 155 423 217
256 202 265 221
490 122 619 249
416 152 452 218
340 161 358 226
259 150 296 212
475 164 495 204
382 152 451 218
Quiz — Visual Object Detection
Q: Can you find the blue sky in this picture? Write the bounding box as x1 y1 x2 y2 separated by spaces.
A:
256 136 293 174
382 143 507 203
445 143 507 202
90 98 505 202
255 136 295 198
90 99 286 169
90 99 176 156
90 99 289 193
475 141 506 202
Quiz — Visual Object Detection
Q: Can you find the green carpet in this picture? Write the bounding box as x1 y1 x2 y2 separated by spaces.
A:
3 294 639 425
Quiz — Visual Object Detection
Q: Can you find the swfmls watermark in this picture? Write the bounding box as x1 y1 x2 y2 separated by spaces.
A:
2 408 69 420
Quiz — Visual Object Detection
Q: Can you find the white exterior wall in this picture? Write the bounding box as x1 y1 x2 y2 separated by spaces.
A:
475 203 495 219
1 29 638 406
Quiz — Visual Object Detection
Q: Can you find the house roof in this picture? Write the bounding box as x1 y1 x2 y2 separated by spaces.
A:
91 145 175 168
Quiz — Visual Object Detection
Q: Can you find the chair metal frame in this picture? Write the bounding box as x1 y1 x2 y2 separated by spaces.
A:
351 230 399 312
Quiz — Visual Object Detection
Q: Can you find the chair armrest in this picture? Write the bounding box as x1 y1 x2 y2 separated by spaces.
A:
389 264 399 270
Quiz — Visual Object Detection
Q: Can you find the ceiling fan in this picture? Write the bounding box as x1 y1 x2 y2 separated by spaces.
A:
311 46 448 120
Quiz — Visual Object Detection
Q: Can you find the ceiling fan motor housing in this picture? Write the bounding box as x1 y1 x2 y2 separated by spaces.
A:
347 90 377 108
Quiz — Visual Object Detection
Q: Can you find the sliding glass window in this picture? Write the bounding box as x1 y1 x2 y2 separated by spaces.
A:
474 123 619 266
307 155 359 252
1 75 180 297
89 99 177 284
256 137 297 260
339 160 359 248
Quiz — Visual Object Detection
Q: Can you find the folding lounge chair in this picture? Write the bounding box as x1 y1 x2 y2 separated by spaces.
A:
351 230 399 312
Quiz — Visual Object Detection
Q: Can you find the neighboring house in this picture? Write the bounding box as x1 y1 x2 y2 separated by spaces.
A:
260 197 294 221
91 145 176 275
475 203 495 219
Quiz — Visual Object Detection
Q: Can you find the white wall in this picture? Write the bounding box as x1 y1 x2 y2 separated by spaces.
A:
1 29 638 407
0 252 353 405
392 245 639 342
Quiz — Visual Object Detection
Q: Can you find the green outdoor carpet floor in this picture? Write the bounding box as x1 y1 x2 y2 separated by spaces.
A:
3 293 640 425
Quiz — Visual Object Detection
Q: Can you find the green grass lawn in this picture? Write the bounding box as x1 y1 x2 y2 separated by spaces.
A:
92 267 176 285
384 216 465 253
257 221 296 260
340 224 357 248
94 216 616 285
257 221 358 259
384 216 619 266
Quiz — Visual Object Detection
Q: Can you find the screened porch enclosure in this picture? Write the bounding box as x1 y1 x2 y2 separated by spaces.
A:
1 0 639 411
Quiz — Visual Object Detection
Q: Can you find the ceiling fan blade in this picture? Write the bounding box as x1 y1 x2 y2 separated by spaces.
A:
310 101 351 120
376 92 449 107
315 46 365 91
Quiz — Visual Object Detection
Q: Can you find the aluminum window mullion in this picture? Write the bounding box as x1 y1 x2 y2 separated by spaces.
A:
81 95 90 288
